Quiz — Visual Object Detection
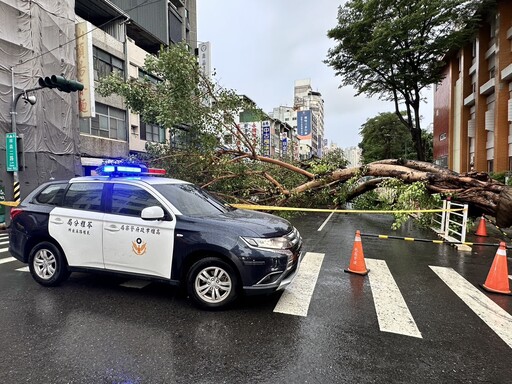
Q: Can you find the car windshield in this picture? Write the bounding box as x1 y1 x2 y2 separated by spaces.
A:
154 183 233 217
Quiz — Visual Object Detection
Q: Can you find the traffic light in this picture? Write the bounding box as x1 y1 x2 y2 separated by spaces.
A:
38 75 84 93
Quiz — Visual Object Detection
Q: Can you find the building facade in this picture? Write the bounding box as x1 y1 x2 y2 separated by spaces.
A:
294 79 325 159
0 0 197 201
434 1 512 173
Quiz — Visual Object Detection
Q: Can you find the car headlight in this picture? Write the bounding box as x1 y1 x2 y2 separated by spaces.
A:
241 236 292 250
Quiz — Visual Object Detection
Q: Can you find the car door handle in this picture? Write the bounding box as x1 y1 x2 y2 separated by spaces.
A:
105 225 120 232
50 218 64 225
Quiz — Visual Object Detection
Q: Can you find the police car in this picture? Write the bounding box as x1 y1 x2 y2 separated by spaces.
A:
9 164 303 309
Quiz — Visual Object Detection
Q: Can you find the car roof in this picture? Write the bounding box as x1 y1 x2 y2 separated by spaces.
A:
69 175 191 186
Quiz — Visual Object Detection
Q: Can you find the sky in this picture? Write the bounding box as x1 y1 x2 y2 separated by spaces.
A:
196 0 433 150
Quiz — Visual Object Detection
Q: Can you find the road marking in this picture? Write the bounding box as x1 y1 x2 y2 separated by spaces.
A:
273 252 324 317
119 279 152 289
0 241 9 245
430 266 512 349
0 257 16 265
317 211 335 231
366 258 422 338
16 266 29 272
0 247 9 253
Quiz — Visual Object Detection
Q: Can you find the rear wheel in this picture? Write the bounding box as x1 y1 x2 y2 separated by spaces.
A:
28 242 70 286
187 257 239 309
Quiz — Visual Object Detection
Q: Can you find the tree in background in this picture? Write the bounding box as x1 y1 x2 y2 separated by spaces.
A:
325 0 483 161
359 112 432 163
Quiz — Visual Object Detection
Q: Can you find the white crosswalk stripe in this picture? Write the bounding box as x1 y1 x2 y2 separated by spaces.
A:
273 252 324 317
0 257 16 265
430 266 512 349
16 266 29 272
366 258 422 338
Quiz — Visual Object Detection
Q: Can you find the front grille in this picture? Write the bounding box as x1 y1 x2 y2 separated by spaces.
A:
286 227 302 269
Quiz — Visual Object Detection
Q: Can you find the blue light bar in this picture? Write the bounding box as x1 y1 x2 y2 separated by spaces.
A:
117 165 142 173
97 163 148 176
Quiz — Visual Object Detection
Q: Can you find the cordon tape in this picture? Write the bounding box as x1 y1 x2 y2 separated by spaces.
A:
230 204 465 214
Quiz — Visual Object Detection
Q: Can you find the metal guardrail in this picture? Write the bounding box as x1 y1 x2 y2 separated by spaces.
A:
432 200 469 246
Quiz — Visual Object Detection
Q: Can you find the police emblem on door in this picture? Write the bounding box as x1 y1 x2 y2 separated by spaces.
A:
132 238 147 256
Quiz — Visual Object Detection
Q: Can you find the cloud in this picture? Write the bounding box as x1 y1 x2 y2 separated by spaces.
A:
197 0 433 149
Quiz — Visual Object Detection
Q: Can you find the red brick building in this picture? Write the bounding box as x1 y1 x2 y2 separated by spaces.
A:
434 1 512 173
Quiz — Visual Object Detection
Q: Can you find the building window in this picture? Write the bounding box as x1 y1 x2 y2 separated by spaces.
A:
93 46 124 81
140 121 165 143
138 68 160 84
80 103 127 141
169 8 183 44
488 160 494 173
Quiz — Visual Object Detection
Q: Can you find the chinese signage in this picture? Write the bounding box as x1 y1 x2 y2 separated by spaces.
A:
297 110 312 139
281 133 288 155
76 21 95 118
198 42 211 78
6 133 18 172
262 121 271 157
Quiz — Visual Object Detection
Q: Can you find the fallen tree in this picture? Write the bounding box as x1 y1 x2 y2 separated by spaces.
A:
206 152 512 228
96 44 511 227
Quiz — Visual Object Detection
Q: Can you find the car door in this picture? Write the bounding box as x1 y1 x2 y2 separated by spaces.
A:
102 182 175 279
48 181 105 268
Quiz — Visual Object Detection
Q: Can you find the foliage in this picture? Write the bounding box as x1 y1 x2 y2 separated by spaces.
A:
359 112 415 163
489 172 510 184
97 43 263 152
325 0 483 161
359 112 432 163
308 147 349 175
95 41 494 230
353 178 442 229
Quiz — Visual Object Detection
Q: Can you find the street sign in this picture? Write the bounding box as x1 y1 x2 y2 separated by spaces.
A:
6 133 18 172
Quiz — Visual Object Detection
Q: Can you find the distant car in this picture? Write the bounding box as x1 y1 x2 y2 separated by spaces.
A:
9 164 303 309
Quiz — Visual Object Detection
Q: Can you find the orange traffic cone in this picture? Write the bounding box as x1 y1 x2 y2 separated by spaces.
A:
475 214 488 237
344 230 369 275
482 242 511 295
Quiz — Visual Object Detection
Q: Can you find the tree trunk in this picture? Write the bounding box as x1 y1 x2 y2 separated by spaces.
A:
211 153 512 227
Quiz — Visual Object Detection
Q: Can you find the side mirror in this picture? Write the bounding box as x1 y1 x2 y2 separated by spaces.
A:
141 206 165 220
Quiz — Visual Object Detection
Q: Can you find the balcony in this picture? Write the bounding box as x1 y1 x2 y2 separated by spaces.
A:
484 43 496 59
501 64 512 81
468 62 477 75
479 78 495 95
463 93 475 107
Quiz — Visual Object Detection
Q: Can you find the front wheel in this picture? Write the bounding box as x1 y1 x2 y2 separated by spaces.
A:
28 241 70 287
187 257 239 309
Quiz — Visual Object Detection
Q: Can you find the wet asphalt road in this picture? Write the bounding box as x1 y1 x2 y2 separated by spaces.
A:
1 213 511 383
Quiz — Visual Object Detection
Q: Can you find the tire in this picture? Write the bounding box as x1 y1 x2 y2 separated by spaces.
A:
187 257 239 309
28 241 70 287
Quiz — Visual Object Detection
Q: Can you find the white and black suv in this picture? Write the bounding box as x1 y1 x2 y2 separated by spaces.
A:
9 164 303 309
